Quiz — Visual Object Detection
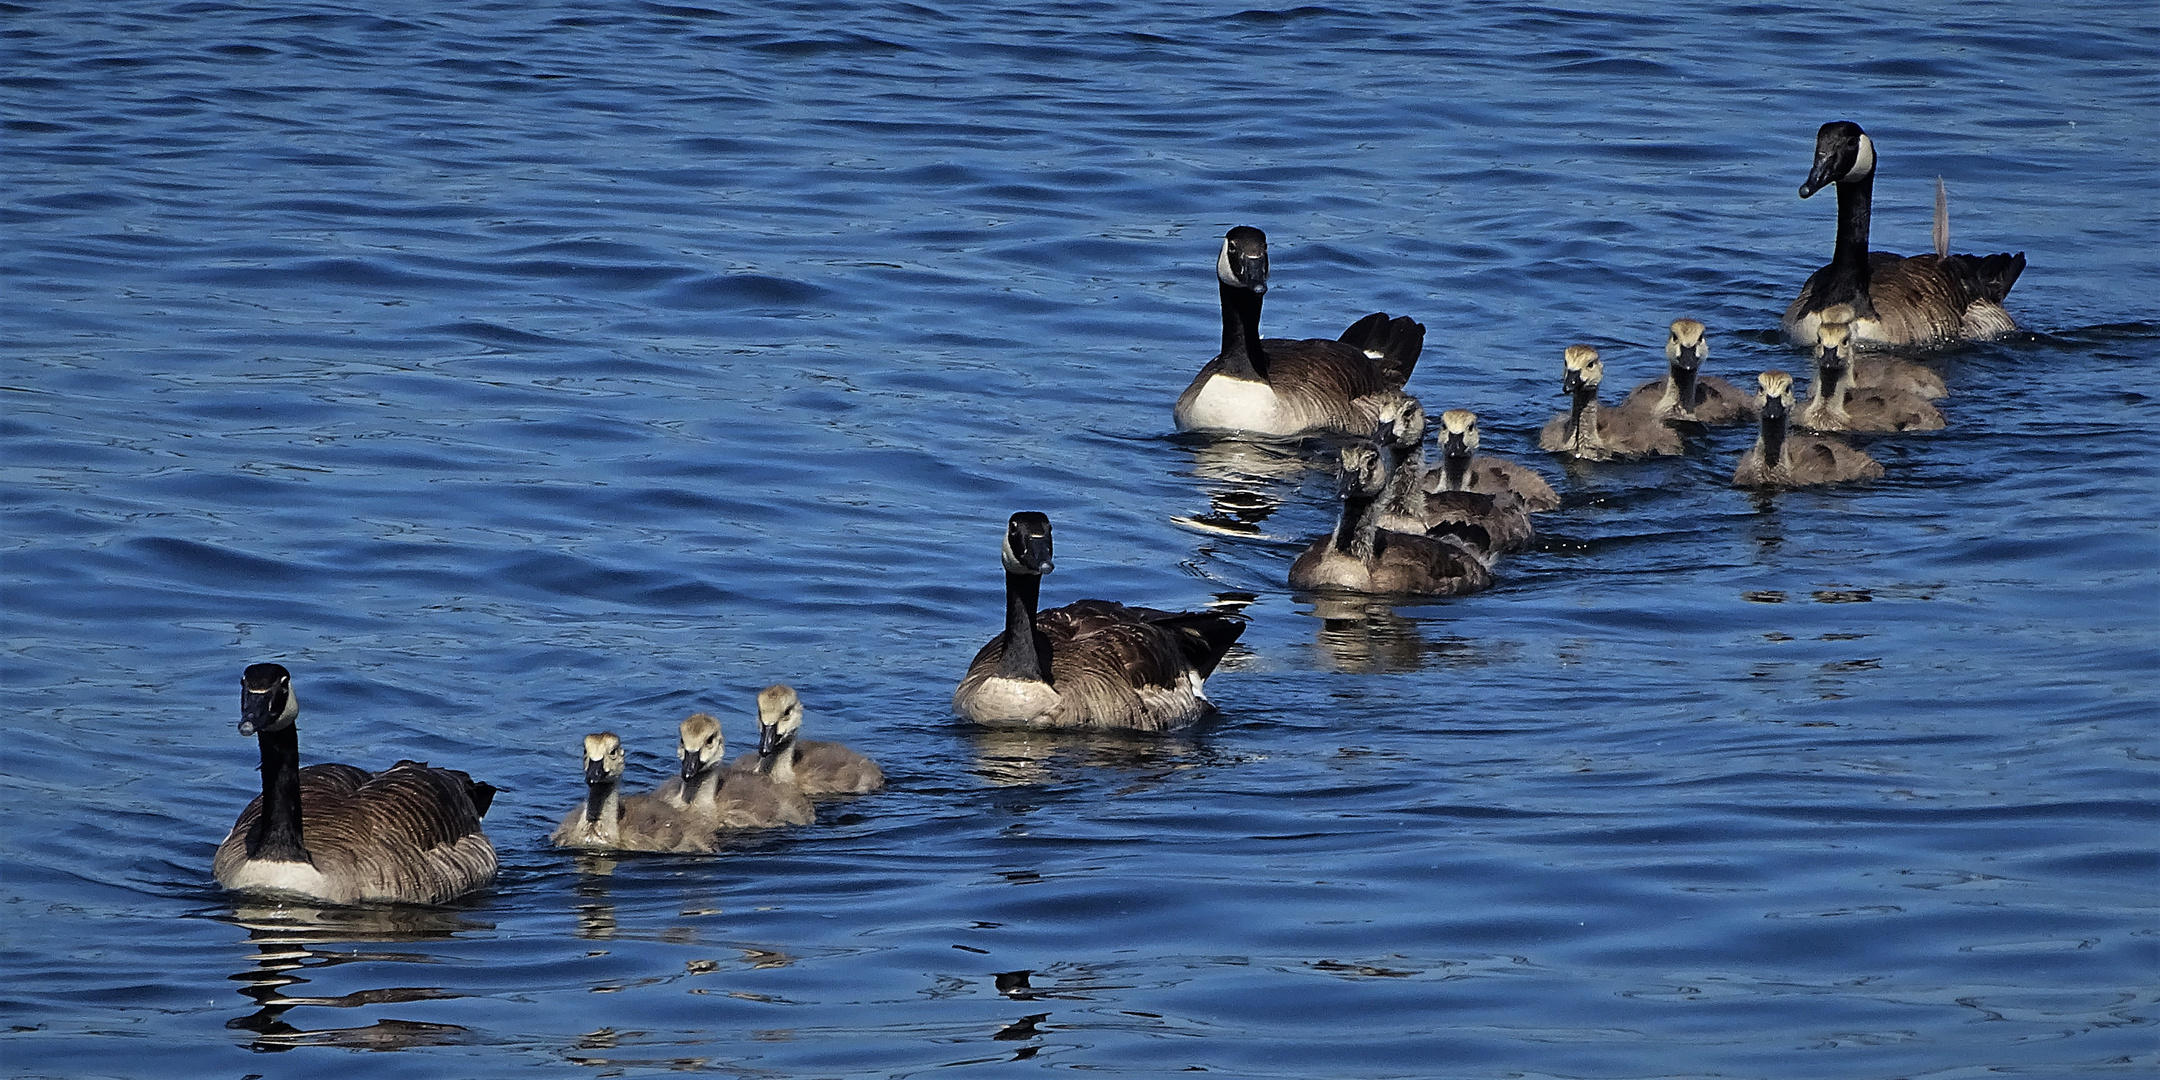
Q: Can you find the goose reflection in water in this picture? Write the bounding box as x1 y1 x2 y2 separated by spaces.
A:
223 903 489 1052
1302 595 1491 674
1169 437 1313 538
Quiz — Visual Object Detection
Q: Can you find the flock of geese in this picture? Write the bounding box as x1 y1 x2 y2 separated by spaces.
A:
213 121 2027 907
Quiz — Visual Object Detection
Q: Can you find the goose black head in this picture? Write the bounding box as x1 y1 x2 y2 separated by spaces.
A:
756 684 804 756
1800 120 1876 199
1002 512 1054 577
238 662 297 736
676 713 724 781
1217 225 1270 294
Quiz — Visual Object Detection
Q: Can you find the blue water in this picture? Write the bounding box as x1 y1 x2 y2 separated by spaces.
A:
4 1 2156 1076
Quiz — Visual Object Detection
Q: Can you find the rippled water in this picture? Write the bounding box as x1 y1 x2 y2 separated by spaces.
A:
4 1 2156 1077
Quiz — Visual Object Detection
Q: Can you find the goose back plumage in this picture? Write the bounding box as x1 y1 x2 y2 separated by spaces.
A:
954 512 1245 731
1782 121 2024 349
215 663 498 905
1173 226 1424 438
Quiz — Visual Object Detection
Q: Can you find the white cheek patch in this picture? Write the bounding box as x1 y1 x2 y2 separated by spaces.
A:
1852 133 1876 179
1217 241 1238 286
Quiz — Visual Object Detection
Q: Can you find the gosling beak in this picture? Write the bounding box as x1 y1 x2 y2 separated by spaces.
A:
584 757 610 786
758 722 779 756
680 750 706 781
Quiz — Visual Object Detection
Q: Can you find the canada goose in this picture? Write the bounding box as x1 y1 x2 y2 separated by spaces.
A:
1783 120 2025 348
1367 395 1535 554
953 512 1246 730
1619 319 1754 426
1173 225 1424 438
1732 370 1885 488
1427 409 1561 513
214 663 498 905
1799 316 1947 433
1538 346 1683 460
1290 442 1496 597
736 684 885 797
659 712 815 829
1808 304 1948 399
552 731 718 853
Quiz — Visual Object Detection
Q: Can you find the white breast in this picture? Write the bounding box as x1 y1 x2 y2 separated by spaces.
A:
222 858 337 902
1178 375 1295 435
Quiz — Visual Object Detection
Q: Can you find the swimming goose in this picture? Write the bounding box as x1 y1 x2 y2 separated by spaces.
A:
1783 120 2025 349
1427 409 1561 513
1619 319 1754 426
1732 370 1885 488
735 684 885 797
1368 395 1534 554
659 712 816 829
1538 345 1683 460
953 512 1246 730
1290 442 1496 597
1808 304 1948 399
1173 225 1424 438
552 731 718 853
213 663 498 905
1799 316 1946 433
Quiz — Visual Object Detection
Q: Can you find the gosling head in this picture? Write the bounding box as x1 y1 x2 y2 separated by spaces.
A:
1756 370 1796 420
1666 319 1708 372
1438 408 1480 461
1217 225 1270 295
676 712 724 781
1369 391 1427 450
1800 120 1876 199
582 732 626 787
1814 307 1855 388
238 662 298 736
756 684 804 756
1338 441 1391 500
1561 345 1603 396
1001 512 1054 577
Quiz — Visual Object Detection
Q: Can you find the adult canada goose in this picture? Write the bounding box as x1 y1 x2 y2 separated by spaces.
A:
552 731 718 853
213 663 498 905
1368 395 1534 554
1732 370 1885 488
1427 409 1561 513
1290 442 1496 597
1538 345 1683 460
1783 120 2025 348
735 684 885 797
657 712 816 828
1799 316 1947 433
1619 319 1754 426
1173 225 1424 438
953 512 1246 731
1808 304 1948 399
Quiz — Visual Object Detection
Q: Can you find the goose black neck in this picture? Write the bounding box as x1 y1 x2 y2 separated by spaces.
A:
997 570 1053 684
247 725 310 862
1760 405 1789 470
1830 174 1875 299
1568 390 1597 443
1671 365 1699 410
1219 281 1268 381
1333 491 1378 558
584 777 618 823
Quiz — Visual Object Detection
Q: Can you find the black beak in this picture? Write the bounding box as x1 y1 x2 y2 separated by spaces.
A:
1009 530 1053 575
584 757 610 786
758 723 779 756
1761 393 1788 427
1562 369 1585 396
238 686 280 736
680 751 706 781
1442 431 1469 460
1799 135 1857 199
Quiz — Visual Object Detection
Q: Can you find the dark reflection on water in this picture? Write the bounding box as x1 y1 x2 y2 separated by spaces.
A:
221 905 491 1053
